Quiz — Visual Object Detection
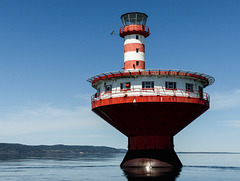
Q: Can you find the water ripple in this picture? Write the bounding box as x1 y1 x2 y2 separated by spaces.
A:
184 165 240 171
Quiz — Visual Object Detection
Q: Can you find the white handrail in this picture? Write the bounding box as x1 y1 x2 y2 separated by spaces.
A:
91 88 210 102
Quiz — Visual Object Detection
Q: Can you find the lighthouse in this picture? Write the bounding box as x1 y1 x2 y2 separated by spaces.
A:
87 12 214 168
120 12 150 70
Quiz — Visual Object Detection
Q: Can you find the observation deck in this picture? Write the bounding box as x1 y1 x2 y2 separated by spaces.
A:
88 69 214 109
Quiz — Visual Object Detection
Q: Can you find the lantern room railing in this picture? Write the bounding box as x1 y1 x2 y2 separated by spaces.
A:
91 87 210 103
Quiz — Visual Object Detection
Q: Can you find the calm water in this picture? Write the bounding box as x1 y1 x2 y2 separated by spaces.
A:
0 153 239 180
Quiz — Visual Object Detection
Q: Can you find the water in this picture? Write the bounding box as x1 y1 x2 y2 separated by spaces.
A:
0 153 239 180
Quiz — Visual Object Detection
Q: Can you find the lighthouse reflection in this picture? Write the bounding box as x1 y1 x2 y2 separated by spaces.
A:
122 166 181 181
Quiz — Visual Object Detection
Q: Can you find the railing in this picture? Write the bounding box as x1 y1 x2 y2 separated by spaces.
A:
91 87 210 103
119 25 150 38
87 69 215 86
119 25 150 33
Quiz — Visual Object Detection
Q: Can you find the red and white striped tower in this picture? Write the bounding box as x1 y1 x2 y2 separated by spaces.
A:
119 12 150 70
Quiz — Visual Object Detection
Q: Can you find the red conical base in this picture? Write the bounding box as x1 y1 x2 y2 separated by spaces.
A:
92 96 209 168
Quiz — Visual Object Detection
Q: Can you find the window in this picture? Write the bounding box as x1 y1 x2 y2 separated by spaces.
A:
136 48 139 53
136 35 139 39
105 84 112 92
121 82 131 90
142 81 154 89
96 87 100 97
136 61 139 66
199 86 203 99
186 83 194 92
165 82 176 89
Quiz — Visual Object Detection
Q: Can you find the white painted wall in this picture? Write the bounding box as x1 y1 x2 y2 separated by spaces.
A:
124 52 145 61
94 75 205 100
124 34 145 45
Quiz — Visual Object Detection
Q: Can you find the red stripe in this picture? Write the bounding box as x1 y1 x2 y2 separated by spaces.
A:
124 60 145 70
124 43 145 53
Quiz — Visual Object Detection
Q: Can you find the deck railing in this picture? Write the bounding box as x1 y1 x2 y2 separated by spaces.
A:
91 87 210 103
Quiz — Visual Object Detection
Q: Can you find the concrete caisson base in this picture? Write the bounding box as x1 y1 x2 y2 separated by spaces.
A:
120 149 182 168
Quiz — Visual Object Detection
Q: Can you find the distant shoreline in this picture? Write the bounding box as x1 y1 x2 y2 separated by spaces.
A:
0 143 126 155
0 143 239 155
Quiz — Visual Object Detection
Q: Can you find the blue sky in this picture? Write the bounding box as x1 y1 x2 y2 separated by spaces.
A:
0 0 240 152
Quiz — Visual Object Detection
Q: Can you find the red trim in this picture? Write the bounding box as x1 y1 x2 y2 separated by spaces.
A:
124 60 145 70
92 95 209 109
124 43 145 53
119 25 150 38
91 70 209 84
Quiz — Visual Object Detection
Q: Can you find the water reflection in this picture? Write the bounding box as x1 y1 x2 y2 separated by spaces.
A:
122 167 181 181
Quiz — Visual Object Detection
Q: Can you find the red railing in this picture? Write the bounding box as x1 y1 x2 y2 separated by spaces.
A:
119 25 150 38
119 25 149 33
91 87 210 103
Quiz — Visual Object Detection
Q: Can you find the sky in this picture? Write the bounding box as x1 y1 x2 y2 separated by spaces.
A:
0 0 240 152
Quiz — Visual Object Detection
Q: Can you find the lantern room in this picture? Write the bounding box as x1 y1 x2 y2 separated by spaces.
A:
121 12 148 26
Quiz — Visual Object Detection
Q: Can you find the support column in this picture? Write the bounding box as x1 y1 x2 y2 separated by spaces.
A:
121 136 182 168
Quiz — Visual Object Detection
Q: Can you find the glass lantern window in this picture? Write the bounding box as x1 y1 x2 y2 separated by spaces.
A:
137 14 146 25
121 13 147 26
130 14 136 24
